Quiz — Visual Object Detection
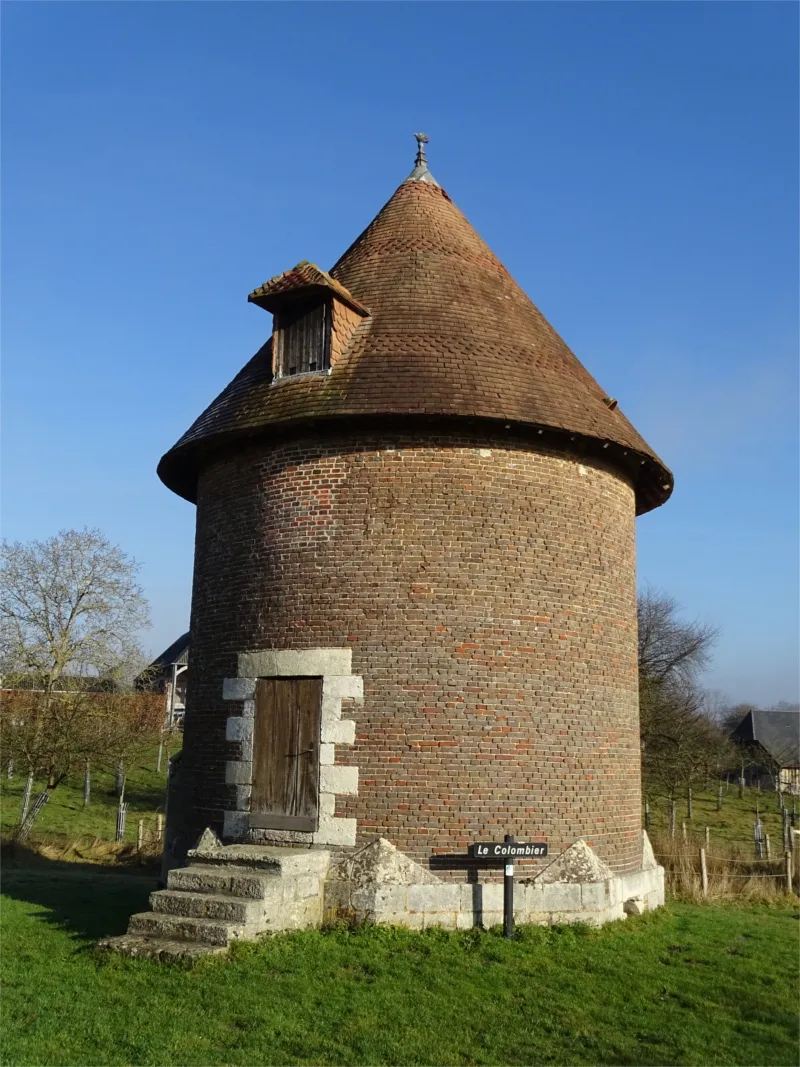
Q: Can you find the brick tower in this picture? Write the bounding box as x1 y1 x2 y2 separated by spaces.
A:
158 136 672 902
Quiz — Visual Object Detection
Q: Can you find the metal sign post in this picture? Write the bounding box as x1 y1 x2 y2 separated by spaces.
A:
503 833 515 939
469 837 548 939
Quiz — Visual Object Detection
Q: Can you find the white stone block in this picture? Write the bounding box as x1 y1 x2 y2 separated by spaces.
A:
313 817 357 847
581 882 608 910
320 765 358 796
252 649 353 677
296 876 321 900
456 910 475 930
372 886 408 916
223 810 249 840
481 911 503 929
480 884 503 911
319 743 336 766
223 677 256 701
422 912 458 929
395 912 425 930
324 674 363 703
541 883 581 911
233 785 251 811
241 699 255 719
319 792 336 818
321 718 356 745
238 651 278 677
240 739 253 763
408 884 460 912
459 884 477 910
524 883 547 912
225 761 252 785
225 716 252 742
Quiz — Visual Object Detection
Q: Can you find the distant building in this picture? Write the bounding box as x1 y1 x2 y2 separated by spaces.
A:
733 710 800 793
136 633 189 726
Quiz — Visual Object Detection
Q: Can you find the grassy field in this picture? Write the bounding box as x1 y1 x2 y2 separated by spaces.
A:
2 859 798 1066
0 745 169 848
645 785 797 852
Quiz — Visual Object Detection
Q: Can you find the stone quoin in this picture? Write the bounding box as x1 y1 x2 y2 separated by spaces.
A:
103 135 671 956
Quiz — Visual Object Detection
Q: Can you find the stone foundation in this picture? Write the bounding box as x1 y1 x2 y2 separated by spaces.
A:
102 831 664 961
325 834 664 930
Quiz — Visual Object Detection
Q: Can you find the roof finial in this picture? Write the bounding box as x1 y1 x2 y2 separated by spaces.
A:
407 131 440 186
414 132 429 168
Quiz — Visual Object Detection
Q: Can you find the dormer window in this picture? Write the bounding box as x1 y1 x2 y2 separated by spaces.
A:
274 300 331 378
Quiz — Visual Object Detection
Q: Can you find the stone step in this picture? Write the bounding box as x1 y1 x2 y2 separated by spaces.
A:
167 864 279 900
127 911 248 946
187 843 331 879
150 889 261 924
97 934 228 963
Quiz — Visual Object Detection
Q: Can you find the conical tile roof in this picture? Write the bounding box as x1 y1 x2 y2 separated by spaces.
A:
158 168 672 513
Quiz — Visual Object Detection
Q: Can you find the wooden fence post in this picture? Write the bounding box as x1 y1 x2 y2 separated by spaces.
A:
19 772 34 824
705 826 710 849
670 801 676 838
765 834 771 860
717 783 723 811
687 786 693 820
83 760 91 807
681 821 687 843
137 819 144 851
699 848 708 897
115 800 128 843
17 790 50 841
785 851 793 894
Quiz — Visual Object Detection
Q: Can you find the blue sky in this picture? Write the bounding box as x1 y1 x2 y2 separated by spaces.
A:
3 2 798 705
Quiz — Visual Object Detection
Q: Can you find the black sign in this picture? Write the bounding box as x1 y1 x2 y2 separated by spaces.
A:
473 841 548 859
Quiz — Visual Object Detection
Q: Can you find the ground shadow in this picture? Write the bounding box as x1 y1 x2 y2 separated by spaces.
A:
2 844 156 942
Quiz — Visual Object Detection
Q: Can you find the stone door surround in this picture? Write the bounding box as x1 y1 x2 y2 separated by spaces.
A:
221 648 362 847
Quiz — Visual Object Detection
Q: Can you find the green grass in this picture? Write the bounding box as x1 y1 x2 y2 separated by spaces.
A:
0 746 169 846
1 861 798 1066
645 785 796 851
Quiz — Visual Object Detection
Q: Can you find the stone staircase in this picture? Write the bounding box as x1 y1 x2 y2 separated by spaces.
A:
98 840 331 962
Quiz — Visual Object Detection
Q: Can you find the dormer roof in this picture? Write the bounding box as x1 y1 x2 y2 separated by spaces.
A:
248 261 369 316
158 140 673 514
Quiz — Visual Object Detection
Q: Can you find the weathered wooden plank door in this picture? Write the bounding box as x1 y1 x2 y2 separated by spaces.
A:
250 677 322 832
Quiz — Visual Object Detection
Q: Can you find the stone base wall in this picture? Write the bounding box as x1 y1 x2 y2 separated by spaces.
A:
324 833 664 931
328 863 664 930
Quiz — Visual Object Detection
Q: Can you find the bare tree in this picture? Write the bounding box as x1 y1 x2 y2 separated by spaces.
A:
0 529 152 833
1 528 150 689
638 587 729 811
638 586 719 688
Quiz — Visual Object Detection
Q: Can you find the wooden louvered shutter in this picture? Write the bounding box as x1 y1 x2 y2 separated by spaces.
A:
276 301 331 376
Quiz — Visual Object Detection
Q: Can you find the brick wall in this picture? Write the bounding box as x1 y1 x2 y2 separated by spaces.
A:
170 431 642 876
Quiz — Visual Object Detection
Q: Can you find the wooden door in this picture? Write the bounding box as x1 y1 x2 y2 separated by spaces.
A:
250 677 322 832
